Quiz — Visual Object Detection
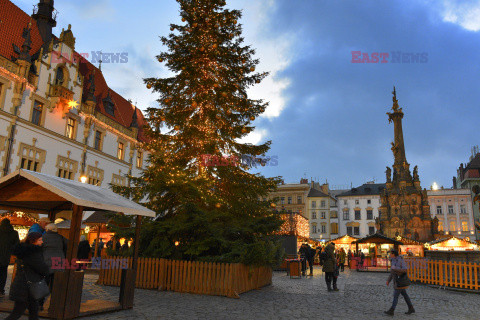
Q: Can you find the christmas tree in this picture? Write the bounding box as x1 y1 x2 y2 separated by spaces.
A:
119 0 283 265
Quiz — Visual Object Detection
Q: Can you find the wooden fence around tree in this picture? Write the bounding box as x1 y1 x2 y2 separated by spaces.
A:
405 258 480 291
97 257 273 298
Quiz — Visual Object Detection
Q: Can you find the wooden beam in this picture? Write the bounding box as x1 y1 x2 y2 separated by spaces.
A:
0 179 66 202
132 215 142 270
0 204 49 214
65 204 84 263
94 224 102 257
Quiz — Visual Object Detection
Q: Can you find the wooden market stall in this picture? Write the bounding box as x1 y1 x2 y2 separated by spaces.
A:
84 211 115 257
352 233 403 271
54 219 87 240
0 211 38 241
426 236 479 251
328 235 358 252
396 236 425 257
0 169 155 319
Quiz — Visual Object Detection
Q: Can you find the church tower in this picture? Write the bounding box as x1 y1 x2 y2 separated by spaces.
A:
377 88 438 241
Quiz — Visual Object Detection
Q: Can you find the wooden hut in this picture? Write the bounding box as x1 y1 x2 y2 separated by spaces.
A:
426 236 479 251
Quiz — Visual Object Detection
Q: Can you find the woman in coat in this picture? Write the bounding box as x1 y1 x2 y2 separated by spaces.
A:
0 218 20 296
385 249 415 316
6 232 50 320
322 243 338 291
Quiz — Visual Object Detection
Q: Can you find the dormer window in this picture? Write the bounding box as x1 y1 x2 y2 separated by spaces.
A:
103 91 115 116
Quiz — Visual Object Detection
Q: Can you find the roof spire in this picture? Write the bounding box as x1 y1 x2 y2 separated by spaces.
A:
391 86 400 111
130 107 139 128
98 59 102 71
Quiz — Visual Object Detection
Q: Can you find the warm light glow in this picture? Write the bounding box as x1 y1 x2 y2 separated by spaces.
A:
432 182 439 190
175 241 180 246
80 175 88 183
68 100 79 109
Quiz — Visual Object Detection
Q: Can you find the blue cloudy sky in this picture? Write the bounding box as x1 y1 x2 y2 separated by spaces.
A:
14 0 480 189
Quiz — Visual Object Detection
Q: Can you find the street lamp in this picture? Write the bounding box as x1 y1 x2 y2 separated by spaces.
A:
80 175 87 184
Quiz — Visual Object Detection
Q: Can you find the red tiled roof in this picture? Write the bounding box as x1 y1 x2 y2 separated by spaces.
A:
0 0 148 143
0 0 44 60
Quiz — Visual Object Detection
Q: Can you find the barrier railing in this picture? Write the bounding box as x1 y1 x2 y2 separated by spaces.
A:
97 256 272 298
405 258 480 290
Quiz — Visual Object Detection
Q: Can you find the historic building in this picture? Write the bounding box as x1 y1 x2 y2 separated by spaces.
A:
427 188 475 240
454 147 480 239
377 88 437 241
0 0 148 189
307 183 338 241
337 182 384 238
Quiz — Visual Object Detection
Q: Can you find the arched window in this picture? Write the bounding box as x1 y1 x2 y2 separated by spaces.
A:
55 67 65 85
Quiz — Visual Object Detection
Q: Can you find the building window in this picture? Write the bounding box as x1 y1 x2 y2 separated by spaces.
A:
136 151 143 168
56 156 77 180
462 221 468 232
55 67 65 85
355 199 359 205
343 211 350 220
449 220 456 232
287 196 292 204
94 131 103 151
297 196 302 204
66 118 76 139
312 211 317 219
369 226 375 235
312 224 317 234
343 200 347 205
117 142 125 160
111 173 126 187
366 210 373 220
321 224 326 234
447 205 454 215
311 201 316 208
438 221 443 231
355 210 361 220
331 223 338 234
18 143 46 172
330 211 338 218
321 211 326 219
353 226 360 235
280 197 285 205
436 206 442 215
321 200 326 208
87 166 104 186
367 199 371 204
31 101 43 126
460 205 466 214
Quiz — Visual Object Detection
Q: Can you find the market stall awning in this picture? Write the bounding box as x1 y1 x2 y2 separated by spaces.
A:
426 236 479 249
84 211 114 224
0 169 155 217
353 233 403 245
328 235 359 244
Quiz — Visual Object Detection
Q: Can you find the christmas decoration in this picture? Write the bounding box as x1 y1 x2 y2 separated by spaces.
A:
119 0 282 267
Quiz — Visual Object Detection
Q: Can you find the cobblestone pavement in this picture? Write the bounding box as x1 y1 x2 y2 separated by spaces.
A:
2 266 480 319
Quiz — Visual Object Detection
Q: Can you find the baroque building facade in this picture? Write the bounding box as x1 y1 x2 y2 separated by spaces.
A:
377 88 438 241
0 0 148 190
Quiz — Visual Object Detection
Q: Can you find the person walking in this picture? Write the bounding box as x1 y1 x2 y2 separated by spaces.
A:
322 243 338 292
77 235 90 260
338 248 346 272
305 243 315 276
298 244 308 276
28 217 50 235
5 232 50 320
384 249 415 316
40 224 67 310
0 219 20 297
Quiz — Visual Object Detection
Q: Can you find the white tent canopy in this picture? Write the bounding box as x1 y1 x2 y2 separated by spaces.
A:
0 169 155 217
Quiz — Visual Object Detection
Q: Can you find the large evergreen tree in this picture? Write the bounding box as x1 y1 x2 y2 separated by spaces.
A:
122 0 283 265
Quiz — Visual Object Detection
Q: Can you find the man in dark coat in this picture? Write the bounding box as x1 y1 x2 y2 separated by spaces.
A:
0 219 20 296
322 243 338 292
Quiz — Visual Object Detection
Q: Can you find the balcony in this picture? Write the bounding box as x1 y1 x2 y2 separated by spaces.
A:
50 84 74 101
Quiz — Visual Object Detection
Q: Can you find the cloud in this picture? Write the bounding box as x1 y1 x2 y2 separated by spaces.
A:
439 0 480 32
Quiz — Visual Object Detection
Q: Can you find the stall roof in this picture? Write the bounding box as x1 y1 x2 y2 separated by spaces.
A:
84 211 114 224
427 236 478 246
353 233 403 245
0 170 155 217
55 219 86 230
328 235 359 244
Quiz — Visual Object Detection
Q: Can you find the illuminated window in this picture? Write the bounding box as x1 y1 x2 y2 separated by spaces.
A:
449 220 456 232
66 118 76 139
438 221 443 231
18 143 45 172
355 210 361 220
56 156 77 180
94 130 103 150
462 221 468 232
448 205 454 215
311 211 316 219
312 201 316 208
31 101 43 126
367 210 373 220
87 166 104 186
287 196 292 204
321 211 326 219
331 223 338 234
136 151 143 168
117 142 125 160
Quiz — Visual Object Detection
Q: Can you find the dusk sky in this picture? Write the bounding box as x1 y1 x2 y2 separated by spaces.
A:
13 0 480 190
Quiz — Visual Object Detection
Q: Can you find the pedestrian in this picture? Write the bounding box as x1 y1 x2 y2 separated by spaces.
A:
121 241 129 253
360 251 365 267
305 243 315 276
0 219 20 297
347 249 352 268
322 243 338 292
40 224 67 310
5 232 50 320
28 217 50 235
338 248 346 272
384 249 415 316
98 239 105 256
77 235 90 260
298 244 308 276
